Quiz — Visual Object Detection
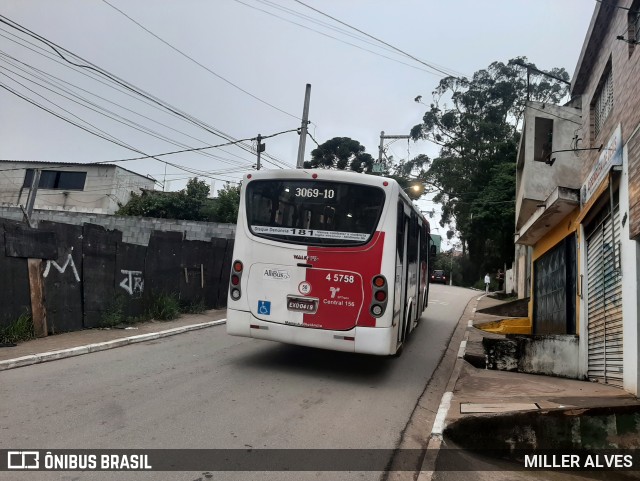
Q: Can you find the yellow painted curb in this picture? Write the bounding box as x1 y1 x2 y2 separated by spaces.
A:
476 317 531 335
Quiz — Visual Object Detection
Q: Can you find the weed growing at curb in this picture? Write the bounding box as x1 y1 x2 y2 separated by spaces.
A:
0 312 34 344
180 298 206 314
100 295 127 327
149 292 181 321
100 292 208 328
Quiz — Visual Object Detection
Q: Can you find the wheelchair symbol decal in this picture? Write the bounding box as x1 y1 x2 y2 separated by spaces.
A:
258 300 271 315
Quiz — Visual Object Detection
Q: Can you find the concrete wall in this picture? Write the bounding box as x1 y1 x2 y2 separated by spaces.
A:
484 335 581 379
518 336 581 379
515 103 583 230
0 206 236 245
515 244 532 300
621 139 640 395
445 405 640 452
505 266 515 295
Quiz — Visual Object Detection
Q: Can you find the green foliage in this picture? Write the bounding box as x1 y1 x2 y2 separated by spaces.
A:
179 298 206 314
304 137 375 173
148 292 181 321
117 178 210 221
203 183 241 223
118 178 241 224
100 295 127 327
412 57 570 281
0 312 34 344
100 292 207 327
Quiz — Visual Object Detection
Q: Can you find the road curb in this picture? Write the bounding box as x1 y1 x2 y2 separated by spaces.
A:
417 297 478 481
0 319 226 372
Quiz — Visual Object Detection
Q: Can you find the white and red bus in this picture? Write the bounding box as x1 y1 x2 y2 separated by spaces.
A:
227 169 434 355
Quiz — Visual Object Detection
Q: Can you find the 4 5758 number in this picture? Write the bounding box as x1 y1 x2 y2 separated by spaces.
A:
325 273 355 283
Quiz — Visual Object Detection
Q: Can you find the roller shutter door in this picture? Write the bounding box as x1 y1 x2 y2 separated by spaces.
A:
586 205 622 387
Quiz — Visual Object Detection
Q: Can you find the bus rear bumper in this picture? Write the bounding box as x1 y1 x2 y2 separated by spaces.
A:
226 309 395 356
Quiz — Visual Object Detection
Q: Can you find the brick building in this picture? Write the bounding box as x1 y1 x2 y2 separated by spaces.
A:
514 0 640 394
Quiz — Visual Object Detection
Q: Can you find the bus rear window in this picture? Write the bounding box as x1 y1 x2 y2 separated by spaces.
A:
246 179 385 246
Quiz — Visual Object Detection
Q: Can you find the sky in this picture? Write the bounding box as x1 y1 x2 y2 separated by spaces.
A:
0 0 595 246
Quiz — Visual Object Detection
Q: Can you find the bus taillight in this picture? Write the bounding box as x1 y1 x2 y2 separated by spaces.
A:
229 259 243 301
370 275 388 318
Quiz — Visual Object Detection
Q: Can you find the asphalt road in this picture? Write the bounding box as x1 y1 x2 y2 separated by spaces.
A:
0 284 479 481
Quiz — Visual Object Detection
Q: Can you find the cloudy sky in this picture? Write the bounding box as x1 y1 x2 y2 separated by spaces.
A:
1 0 594 240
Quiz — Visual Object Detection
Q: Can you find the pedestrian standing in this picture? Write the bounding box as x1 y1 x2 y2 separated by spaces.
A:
497 269 504 291
484 273 490 293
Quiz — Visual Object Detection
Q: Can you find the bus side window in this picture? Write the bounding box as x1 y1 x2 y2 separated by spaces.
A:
396 201 405 259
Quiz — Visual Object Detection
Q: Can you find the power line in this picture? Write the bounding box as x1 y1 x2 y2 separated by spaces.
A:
292 0 465 78
0 81 145 154
0 28 262 167
100 0 300 121
0 56 254 168
0 81 246 183
100 128 300 164
0 50 256 167
0 14 293 169
0 127 298 173
254 0 408 56
233 0 444 76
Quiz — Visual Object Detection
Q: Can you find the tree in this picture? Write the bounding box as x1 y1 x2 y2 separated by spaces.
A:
304 137 375 173
410 57 570 280
117 177 210 221
202 183 241 223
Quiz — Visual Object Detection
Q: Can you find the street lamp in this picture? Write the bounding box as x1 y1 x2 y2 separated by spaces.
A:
404 185 421 193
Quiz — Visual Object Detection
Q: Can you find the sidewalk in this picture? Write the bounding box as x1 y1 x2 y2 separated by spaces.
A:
420 292 640 479
452 293 638 418
0 309 226 370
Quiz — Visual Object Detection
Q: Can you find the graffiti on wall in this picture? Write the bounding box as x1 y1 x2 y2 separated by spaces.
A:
119 269 144 297
43 248 80 282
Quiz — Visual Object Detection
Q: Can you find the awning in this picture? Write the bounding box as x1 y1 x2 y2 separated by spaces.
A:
515 186 580 246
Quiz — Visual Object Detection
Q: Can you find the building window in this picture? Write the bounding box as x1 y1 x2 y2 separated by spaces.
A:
23 169 87 190
592 66 613 140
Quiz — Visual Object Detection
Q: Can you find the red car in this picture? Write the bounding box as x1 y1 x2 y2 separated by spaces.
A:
431 269 447 284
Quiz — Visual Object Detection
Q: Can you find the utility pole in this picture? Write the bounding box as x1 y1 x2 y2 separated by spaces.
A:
22 168 47 337
296 83 311 169
374 131 410 173
256 134 265 170
378 131 385 164
23 168 41 228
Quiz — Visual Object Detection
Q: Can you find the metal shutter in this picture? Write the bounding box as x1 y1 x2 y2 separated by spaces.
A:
586 206 623 387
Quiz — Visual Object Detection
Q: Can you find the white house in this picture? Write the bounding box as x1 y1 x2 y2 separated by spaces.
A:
0 161 156 214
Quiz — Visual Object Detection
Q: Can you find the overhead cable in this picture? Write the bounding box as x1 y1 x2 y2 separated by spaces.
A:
100 0 300 121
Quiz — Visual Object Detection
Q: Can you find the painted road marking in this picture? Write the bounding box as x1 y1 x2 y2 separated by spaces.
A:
431 391 453 436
